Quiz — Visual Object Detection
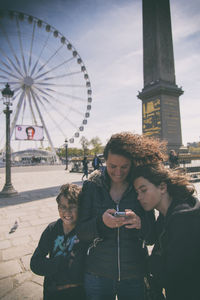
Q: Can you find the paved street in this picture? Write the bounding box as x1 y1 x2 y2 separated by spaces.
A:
0 165 200 300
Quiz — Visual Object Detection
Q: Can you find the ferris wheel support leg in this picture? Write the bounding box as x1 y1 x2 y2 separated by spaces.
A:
30 89 59 163
10 90 25 140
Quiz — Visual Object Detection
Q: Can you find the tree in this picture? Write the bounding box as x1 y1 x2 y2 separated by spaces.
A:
90 137 103 155
80 136 90 156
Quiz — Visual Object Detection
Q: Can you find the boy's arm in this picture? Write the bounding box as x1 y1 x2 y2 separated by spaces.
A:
30 225 68 277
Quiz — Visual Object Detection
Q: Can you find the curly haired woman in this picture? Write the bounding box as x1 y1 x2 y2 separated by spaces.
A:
77 132 166 300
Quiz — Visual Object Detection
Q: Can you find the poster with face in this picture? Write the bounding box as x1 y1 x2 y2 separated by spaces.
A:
15 125 44 141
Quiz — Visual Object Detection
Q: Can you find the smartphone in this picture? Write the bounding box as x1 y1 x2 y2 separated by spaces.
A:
114 212 126 217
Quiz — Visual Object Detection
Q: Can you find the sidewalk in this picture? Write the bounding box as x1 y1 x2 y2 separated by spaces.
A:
0 166 200 300
0 165 82 300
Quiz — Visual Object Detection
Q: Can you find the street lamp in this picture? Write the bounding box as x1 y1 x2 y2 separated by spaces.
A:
65 138 68 170
0 83 18 197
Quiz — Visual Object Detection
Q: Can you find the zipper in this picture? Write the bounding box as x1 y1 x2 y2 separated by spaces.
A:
116 204 121 281
87 237 103 256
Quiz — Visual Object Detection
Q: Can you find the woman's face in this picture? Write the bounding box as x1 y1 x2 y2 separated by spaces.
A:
106 152 131 184
134 176 162 211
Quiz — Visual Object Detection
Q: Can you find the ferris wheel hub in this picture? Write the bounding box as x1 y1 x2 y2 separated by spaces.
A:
23 76 34 87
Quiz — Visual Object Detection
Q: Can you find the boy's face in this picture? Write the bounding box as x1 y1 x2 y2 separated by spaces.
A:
58 196 78 228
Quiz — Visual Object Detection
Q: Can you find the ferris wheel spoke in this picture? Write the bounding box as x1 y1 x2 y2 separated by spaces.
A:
37 85 86 102
42 70 82 81
32 86 53 101
34 57 74 80
30 32 51 77
41 93 85 116
20 97 26 124
35 44 64 75
33 85 84 109
27 90 38 125
0 133 5 149
28 21 36 72
12 87 22 97
0 82 21 90
40 104 67 137
33 88 78 130
0 77 9 81
12 90 21 101
41 92 70 108
34 86 72 109
0 48 24 78
68 106 85 117
0 20 21 69
31 95 67 137
35 82 86 88
10 90 26 139
0 66 20 80
16 17 27 76
0 58 13 72
30 88 56 154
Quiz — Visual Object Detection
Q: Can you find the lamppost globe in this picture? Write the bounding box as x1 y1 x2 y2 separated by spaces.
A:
2 83 14 104
0 83 18 197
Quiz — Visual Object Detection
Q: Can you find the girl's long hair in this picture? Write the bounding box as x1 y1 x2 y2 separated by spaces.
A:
133 164 195 200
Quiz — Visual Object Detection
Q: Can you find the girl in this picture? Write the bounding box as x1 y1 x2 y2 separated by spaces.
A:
133 164 200 300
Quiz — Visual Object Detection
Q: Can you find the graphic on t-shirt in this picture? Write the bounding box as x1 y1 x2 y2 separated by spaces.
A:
53 234 79 257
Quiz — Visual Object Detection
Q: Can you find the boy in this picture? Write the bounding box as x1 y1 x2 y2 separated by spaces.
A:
30 183 86 300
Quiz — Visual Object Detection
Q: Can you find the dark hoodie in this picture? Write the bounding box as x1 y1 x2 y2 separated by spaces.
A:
77 169 156 281
30 219 86 299
149 196 200 300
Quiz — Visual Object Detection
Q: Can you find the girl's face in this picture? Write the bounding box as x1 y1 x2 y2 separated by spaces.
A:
58 196 78 230
106 152 131 184
134 176 162 211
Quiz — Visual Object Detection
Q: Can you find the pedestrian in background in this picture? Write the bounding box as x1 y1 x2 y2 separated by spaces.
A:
30 183 86 300
82 156 89 181
92 154 102 171
168 149 179 169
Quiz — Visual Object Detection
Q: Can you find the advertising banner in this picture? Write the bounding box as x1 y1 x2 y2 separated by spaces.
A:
15 125 44 141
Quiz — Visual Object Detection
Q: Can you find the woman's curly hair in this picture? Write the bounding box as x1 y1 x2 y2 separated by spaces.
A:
56 183 82 205
103 132 167 166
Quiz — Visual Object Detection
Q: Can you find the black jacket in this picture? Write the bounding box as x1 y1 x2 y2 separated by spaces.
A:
30 219 86 298
77 169 155 280
150 196 200 300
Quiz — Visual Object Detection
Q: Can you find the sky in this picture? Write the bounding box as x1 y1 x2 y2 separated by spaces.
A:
0 0 200 151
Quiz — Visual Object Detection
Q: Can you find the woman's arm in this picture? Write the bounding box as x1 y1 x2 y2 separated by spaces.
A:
77 181 107 241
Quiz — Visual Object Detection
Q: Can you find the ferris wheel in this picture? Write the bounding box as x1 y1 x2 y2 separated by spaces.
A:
0 10 92 154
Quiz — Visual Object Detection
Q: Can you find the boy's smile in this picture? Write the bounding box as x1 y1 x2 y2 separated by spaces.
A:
58 196 78 233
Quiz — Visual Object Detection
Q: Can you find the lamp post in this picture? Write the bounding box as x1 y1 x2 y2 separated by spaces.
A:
0 83 18 197
65 138 68 170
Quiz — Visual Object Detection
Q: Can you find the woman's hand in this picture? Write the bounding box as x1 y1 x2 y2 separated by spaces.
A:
123 209 141 229
102 209 126 229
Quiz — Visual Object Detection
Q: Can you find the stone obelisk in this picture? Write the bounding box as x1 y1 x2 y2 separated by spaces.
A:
138 0 183 152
